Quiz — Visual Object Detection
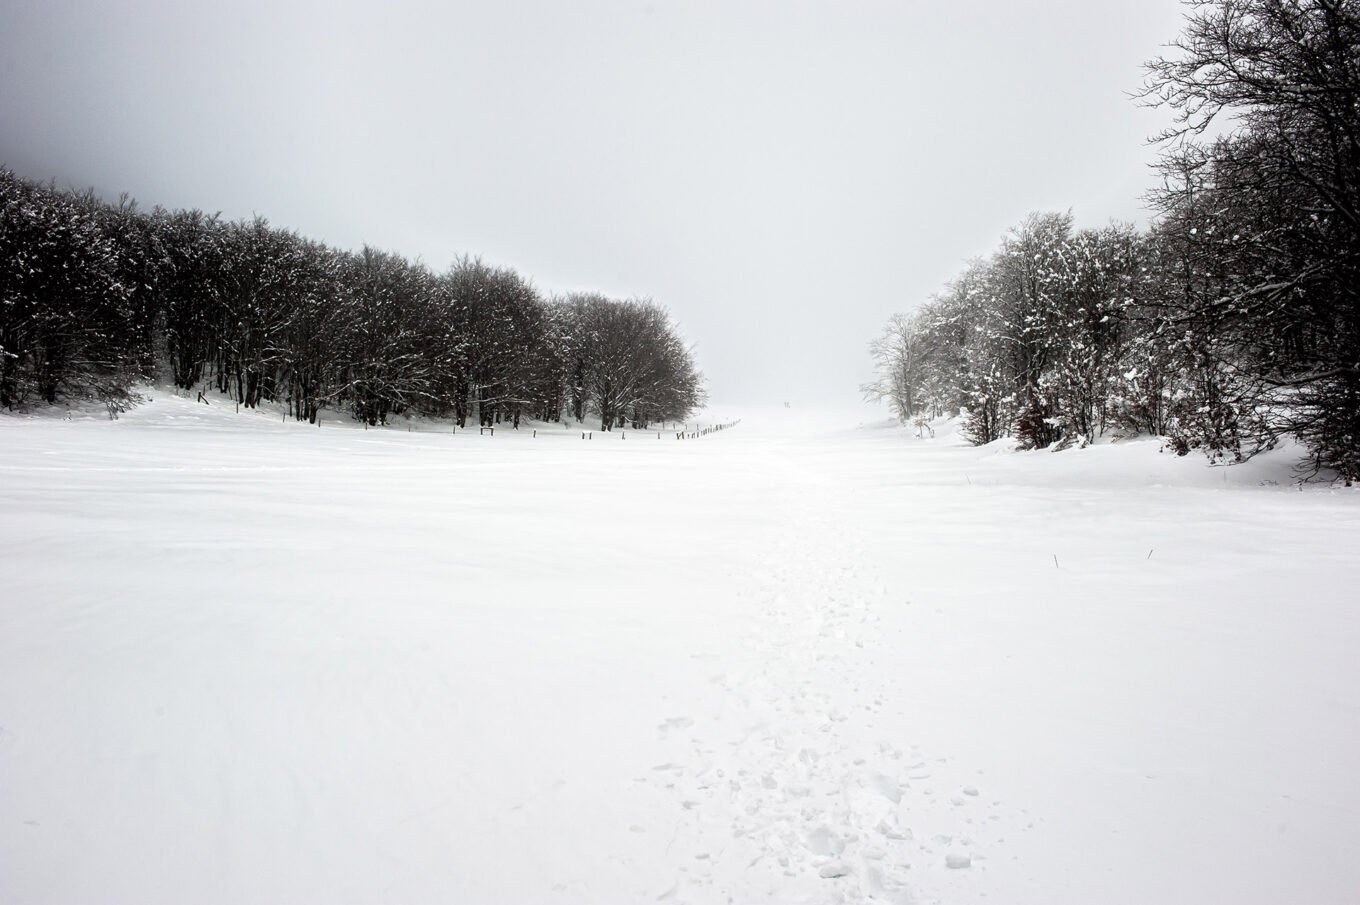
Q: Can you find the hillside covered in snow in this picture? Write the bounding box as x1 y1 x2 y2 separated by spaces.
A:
2 395 1358 904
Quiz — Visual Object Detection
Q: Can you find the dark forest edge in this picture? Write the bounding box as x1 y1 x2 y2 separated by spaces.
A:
864 0 1360 483
0 172 705 432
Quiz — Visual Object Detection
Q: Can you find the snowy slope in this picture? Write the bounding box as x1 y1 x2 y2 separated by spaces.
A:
1 394 1358 905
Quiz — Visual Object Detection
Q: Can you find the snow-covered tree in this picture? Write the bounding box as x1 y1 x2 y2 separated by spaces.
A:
861 312 929 423
1142 0 1360 479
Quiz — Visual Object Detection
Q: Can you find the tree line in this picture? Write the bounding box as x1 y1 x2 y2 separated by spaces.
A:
864 0 1360 482
0 171 704 430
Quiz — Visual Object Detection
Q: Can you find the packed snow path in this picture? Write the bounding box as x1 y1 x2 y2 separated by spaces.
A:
2 395 1359 904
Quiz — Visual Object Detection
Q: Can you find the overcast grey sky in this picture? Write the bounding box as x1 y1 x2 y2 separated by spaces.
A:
1 0 1185 406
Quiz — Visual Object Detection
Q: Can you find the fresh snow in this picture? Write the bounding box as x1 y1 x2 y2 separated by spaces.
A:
2 393 1359 904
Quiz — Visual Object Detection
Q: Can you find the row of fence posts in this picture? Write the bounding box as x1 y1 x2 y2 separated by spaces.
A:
473 418 744 441
460 419 743 441
674 418 741 440
202 393 741 441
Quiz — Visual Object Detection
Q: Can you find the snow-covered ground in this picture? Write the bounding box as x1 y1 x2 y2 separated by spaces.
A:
2 393 1358 905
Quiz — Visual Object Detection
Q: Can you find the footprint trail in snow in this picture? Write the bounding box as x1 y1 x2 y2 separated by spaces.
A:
642 489 1022 904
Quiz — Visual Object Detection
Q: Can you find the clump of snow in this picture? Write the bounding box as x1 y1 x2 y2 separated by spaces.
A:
806 825 845 857
871 773 903 803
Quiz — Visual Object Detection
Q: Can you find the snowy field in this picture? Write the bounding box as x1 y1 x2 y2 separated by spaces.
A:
2 393 1359 905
